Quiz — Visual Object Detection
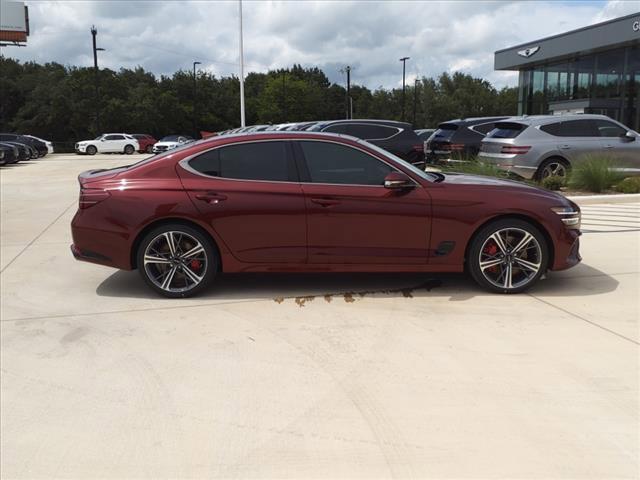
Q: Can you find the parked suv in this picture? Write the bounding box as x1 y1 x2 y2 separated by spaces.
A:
425 117 509 163
308 119 425 166
76 134 140 155
130 134 157 154
479 114 640 180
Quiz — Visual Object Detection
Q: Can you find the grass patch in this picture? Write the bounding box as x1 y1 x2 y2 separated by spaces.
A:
440 158 510 178
540 175 565 191
615 177 640 194
567 156 624 193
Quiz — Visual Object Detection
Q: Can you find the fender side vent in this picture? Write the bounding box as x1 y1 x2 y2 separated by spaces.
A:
435 241 455 256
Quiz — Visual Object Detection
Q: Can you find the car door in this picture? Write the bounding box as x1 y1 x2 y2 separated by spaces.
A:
294 139 431 265
100 134 118 152
177 140 307 263
555 119 603 163
594 119 640 172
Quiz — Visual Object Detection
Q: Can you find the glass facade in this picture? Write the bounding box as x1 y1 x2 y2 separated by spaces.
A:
518 45 640 131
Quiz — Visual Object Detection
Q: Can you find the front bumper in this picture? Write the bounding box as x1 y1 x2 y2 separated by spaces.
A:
75 144 88 153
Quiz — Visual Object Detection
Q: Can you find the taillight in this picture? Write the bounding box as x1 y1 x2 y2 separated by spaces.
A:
412 144 424 152
449 143 465 151
79 188 110 209
501 145 531 154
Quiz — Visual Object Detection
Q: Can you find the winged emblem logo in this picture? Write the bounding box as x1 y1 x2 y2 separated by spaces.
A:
517 46 540 58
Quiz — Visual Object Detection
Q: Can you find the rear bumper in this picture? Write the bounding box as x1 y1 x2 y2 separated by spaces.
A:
478 152 538 179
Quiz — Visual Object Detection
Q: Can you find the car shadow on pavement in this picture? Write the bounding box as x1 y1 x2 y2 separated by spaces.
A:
96 262 618 302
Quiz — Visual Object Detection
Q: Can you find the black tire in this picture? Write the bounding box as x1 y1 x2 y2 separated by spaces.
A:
124 144 135 155
468 218 549 294
145 144 154 154
86 145 97 155
136 223 218 298
535 157 570 181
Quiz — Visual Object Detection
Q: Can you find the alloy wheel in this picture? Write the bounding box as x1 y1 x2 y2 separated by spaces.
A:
540 161 567 179
143 231 208 293
478 228 542 290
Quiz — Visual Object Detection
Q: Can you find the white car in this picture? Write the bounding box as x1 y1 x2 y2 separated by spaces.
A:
152 135 193 153
75 134 140 155
25 135 54 154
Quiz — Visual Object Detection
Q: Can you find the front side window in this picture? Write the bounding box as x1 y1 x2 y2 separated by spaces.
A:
323 124 350 135
557 120 599 137
593 119 627 137
189 141 290 182
298 141 393 185
106 134 125 141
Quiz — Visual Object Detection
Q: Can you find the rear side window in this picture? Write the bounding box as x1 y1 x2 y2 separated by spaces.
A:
593 119 627 137
556 120 599 137
347 124 399 139
323 124 350 134
488 122 527 139
298 141 392 185
188 141 291 182
472 123 498 135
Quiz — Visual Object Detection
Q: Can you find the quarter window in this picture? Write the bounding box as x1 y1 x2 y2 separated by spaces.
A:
348 124 398 139
298 141 393 185
323 124 350 134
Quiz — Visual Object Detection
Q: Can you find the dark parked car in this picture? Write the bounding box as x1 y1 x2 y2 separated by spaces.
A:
426 117 509 163
0 133 48 157
71 131 581 298
308 120 425 166
0 143 19 165
130 134 157 154
0 141 32 161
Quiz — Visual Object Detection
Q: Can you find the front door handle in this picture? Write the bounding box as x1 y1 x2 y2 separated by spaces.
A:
195 192 227 204
559 145 571 150
603 144 614 149
310 198 340 207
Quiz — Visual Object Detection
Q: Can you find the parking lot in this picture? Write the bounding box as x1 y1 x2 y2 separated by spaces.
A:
1 154 639 478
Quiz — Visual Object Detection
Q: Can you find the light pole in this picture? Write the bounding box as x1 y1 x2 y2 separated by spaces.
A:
413 78 418 126
399 56 410 122
193 61 201 138
91 26 105 134
238 0 246 127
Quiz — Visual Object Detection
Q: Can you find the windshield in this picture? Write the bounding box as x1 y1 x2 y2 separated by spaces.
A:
359 140 439 182
160 135 181 142
94 135 104 140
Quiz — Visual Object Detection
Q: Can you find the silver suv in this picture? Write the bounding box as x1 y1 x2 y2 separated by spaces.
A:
479 114 639 180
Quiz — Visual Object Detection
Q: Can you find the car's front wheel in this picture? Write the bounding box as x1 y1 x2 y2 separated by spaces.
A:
86 145 97 155
137 224 218 298
145 144 154 154
468 219 548 293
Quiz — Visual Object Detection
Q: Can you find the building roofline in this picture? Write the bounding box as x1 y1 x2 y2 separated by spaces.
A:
494 11 640 54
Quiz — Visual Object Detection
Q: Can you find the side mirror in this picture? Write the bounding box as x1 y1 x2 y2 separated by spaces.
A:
624 131 636 142
100 138 105 142
384 171 415 189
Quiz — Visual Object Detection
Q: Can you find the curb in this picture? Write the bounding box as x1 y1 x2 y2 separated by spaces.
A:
566 194 640 205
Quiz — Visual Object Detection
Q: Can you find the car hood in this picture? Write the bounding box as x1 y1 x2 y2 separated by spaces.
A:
441 172 568 202
155 141 179 147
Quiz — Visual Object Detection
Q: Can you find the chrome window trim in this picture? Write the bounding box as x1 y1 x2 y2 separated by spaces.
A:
178 137 418 188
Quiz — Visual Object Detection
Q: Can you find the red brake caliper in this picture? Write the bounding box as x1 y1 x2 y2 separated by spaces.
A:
190 259 202 271
483 243 499 273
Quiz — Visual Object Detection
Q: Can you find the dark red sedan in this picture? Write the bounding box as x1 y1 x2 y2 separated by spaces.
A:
71 132 581 297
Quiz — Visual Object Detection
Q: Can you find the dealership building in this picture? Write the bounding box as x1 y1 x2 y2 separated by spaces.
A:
495 12 640 131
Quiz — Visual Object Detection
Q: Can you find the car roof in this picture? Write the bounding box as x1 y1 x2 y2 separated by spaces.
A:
495 114 620 126
439 116 510 127
314 119 412 129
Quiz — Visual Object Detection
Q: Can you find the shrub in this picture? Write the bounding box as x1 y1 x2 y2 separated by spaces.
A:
541 175 565 191
445 160 509 178
568 156 623 193
615 176 640 194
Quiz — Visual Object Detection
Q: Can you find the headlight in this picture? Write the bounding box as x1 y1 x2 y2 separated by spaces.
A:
551 206 581 229
0 151 4 159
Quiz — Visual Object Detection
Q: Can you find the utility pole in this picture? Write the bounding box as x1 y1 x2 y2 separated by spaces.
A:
193 61 201 138
399 57 410 122
340 66 352 119
91 26 105 134
238 0 246 127
412 78 418 126
282 70 286 121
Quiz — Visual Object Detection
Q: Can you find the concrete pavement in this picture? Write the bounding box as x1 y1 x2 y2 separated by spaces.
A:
1 154 638 479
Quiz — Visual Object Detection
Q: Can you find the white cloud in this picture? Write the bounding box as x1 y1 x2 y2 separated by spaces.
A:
2 0 633 89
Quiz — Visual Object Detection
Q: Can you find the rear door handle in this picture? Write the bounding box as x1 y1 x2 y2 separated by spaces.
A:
603 144 614 149
310 198 340 207
195 192 227 204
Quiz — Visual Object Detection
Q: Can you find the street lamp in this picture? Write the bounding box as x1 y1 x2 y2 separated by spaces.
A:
91 26 105 133
193 61 201 138
399 56 410 122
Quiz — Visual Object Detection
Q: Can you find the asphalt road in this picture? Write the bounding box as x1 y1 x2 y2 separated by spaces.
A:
1 154 638 479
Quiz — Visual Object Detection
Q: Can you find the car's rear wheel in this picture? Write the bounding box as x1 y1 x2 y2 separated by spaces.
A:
145 144 154 154
137 224 218 298
86 145 97 155
124 144 135 155
536 158 569 181
468 219 548 293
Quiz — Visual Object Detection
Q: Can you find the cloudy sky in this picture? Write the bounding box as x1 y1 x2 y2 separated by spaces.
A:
3 0 638 89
